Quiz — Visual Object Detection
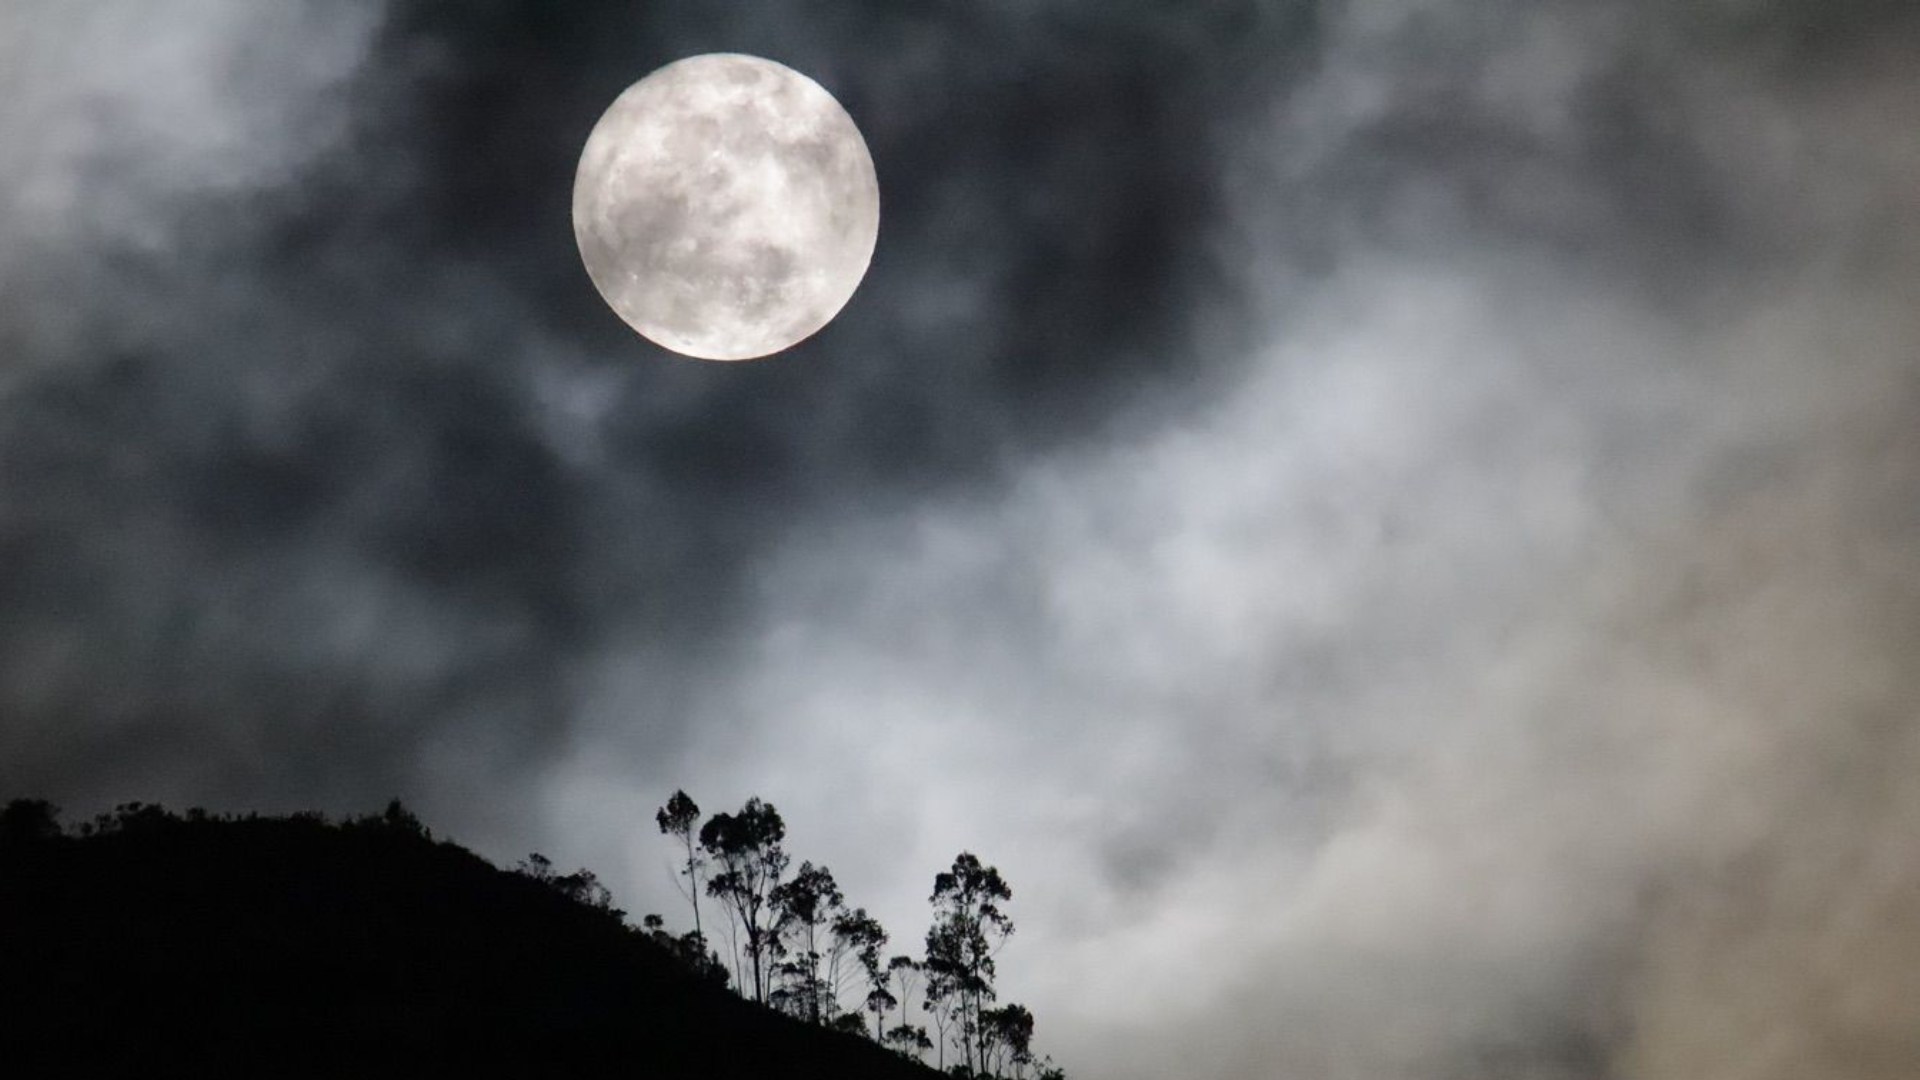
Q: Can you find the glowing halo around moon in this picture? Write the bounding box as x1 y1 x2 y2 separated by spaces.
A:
571 53 881 361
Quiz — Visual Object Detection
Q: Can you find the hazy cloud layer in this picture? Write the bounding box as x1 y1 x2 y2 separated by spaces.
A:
3 2 1917 1078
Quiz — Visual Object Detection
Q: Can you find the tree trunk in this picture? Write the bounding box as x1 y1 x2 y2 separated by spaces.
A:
966 990 979 1077
749 926 765 1004
685 837 702 939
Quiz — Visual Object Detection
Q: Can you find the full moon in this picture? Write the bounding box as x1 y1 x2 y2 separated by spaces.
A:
572 54 881 361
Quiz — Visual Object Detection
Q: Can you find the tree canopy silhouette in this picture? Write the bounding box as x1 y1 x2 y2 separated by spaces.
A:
647 793 1066 1079
699 797 790 1006
771 860 847 1023
926 852 1016 1077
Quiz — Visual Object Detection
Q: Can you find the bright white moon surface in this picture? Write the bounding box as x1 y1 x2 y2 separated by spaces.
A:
572 53 881 361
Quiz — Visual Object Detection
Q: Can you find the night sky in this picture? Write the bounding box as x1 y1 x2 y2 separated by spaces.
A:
5 3 1920 1077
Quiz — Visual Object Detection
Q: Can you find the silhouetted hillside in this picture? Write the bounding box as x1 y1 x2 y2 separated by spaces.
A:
0 800 945 1078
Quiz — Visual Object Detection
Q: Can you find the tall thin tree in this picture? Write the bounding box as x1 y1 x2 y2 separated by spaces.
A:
830 909 889 1038
922 960 960 1073
887 955 923 1040
654 790 704 940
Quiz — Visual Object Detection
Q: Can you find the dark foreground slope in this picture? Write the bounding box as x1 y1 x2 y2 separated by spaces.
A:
0 802 941 1079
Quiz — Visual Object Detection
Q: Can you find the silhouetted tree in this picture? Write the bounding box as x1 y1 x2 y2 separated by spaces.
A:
552 867 616 913
654 790 706 940
378 798 429 838
979 1003 1035 1077
0 798 61 844
827 1012 869 1037
700 798 789 1005
826 909 890 1039
885 1022 934 1063
886 955 924 1038
641 914 731 987
925 853 1013 1077
90 801 171 836
515 853 618 915
826 908 884 1025
866 983 900 1043
923 962 960 1073
770 861 844 1024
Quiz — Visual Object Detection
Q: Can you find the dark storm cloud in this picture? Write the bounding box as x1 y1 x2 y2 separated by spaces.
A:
0 1 1308 835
